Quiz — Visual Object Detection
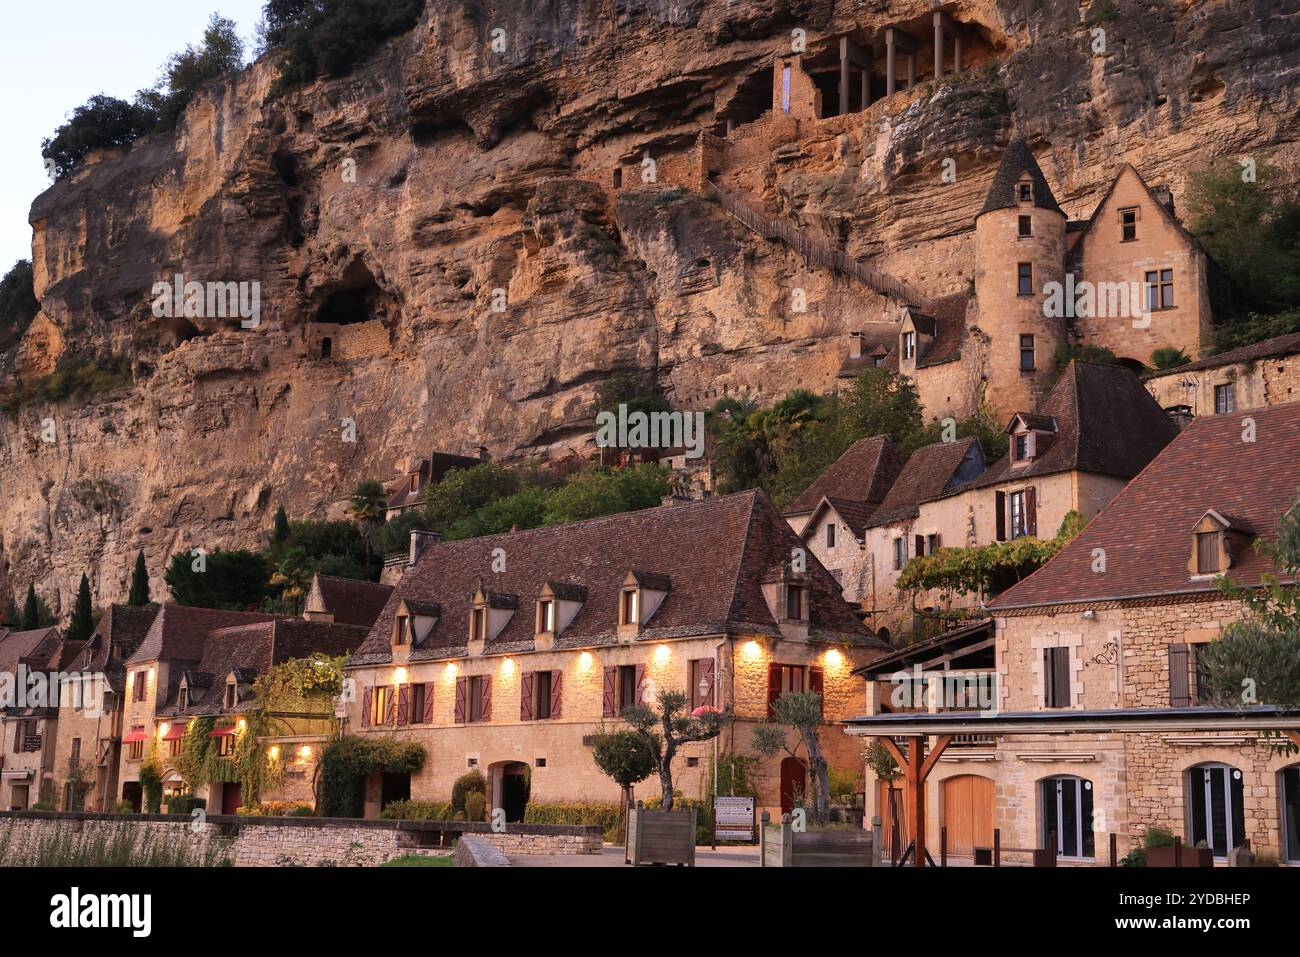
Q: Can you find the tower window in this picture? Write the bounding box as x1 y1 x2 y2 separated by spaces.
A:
1017 182 1033 203
1017 263 1033 296
1020 334 1035 371
1018 215 1032 237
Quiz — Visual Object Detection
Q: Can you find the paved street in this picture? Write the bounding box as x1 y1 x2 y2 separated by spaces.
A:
509 845 762 867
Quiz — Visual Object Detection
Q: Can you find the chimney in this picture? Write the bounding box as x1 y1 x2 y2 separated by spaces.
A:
1165 404 1194 432
478 445 491 462
848 332 865 359
1151 185 1175 215
409 529 442 565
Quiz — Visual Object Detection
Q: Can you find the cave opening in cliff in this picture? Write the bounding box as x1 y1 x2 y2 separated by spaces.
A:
720 68 773 131
312 259 393 330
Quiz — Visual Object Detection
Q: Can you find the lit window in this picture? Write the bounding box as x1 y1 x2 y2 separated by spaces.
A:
216 733 236 757
370 686 393 725
537 600 555 633
902 331 916 361
1009 491 1028 539
620 590 639 627
470 607 487 642
393 615 408 645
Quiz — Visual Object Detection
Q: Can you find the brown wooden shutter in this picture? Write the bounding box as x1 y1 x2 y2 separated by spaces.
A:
396 685 410 726
1026 486 1038 537
1054 649 1070 706
633 665 646 706
702 658 716 708
386 685 398 725
767 663 782 718
361 687 372 727
481 676 492 721
422 683 435 724
520 672 534 721
914 535 925 558
809 666 825 718
995 491 1007 541
454 677 467 724
550 670 563 718
1168 643 1191 708
602 667 617 717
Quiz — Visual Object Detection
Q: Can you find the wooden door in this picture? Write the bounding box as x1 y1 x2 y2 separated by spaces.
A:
942 775 994 856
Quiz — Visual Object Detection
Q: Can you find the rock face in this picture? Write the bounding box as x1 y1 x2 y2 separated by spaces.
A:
3 0 1298 610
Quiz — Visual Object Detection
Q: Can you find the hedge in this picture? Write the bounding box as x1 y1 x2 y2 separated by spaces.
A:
523 801 622 843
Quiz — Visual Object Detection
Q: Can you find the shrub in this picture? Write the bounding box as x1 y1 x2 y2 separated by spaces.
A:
450 770 486 816
139 757 163 814
110 800 135 814
166 795 206 816
379 799 454 821
318 736 425 817
0 260 39 349
464 792 487 823
0 821 229 867
40 95 156 179
32 801 56 811
236 800 312 816
0 354 134 413
524 802 622 843
828 766 862 803
1142 827 1177 849
264 0 427 88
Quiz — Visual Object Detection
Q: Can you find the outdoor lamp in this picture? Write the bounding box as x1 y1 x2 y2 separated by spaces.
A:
698 675 710 701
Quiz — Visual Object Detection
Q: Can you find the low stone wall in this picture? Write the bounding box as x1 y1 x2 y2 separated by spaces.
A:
0 811 602 867
454 835 510 867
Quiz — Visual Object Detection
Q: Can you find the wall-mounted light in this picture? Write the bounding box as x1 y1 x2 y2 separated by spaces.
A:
147 668 155 683
394 666 408 685
578 652 593 670
654 644 671 665
1081 610 1096 620
268 745 281 760
741 640 763 662
444 663 458 680
299 745 313 760
236 718 247 732
157 723 169 738
824 648 844 668
502 658 515 675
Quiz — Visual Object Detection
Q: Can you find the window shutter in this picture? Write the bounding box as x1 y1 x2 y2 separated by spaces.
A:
481 676 492 721
361 688 372 727
995 491 1007 541
396 685 410 726
767 663 782 718
809 666 825 718
386 686 398 725
1025 486 1038 537
422 683 435 724
1168 643 1191 708
634 665 646 706
550 670 563 718
602 667 617 717
702 658 716 708
1054 649 1070 707
454 677 467 724
914 535 925 558
520 672 534 721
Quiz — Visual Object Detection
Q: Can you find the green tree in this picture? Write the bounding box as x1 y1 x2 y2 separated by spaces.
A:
273 505 291 544
753 691 833 823
0 261 39 350
837 368 924 444
590 728 658 835
269 546 316 612
262 0 426 87
20 583 55 630
128 550 151 606
542 465 670 527
138 14 245 132
621 689 729 811
66 574 96 643
1150 347 1191 371
901 406 1008 460
445 486 550 540
164 549 272 610
347 480 388 570
1 595 19 627
41 95 156 179
424 462 519 530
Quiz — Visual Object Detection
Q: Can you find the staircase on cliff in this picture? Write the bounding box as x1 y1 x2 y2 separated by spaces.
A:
707 179 932 312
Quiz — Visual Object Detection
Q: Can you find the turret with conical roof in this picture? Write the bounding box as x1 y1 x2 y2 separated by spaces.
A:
973 139 1069 419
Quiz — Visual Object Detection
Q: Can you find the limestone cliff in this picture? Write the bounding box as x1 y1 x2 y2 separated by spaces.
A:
2 0 1297 611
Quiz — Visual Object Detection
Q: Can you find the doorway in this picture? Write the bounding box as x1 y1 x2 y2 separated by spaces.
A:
490 762 531 822
1187 763 1245 858
779 757 807 814
380 772 411 812
1041 776 1095 860
943 775 994 856
220 782 243 815
1282 766 1300 864
121 781 142 813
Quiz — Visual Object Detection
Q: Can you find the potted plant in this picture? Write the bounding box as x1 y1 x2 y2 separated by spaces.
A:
1142 828 1214 867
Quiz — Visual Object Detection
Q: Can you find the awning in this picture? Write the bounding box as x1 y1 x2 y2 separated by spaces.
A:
161 724 187 741
1 769 33 781
120 728 148 744
209 725 237 738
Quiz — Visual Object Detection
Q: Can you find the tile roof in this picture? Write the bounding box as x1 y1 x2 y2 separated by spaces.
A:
78 604 161 691
867 438 984 527
386 451 485 510
989 401 1300 608
1146 331 1300 377
785 436 906 516
348 490 878 666
963 361 1179 490
310 575 394 628
126 605 278 666
0 627 61 677
977 139 1064 217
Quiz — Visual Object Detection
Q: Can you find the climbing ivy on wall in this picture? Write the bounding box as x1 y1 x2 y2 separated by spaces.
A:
318 737 426 818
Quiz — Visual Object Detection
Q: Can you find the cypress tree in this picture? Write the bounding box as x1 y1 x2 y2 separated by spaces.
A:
273 504 291 543
21 583 40 630
1 595 18 627
128 549 151 606
67 573 95 643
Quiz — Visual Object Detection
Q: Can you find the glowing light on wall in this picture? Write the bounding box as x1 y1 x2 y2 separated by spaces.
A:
824 648 844 668
394 667 408 685
741 640 763 662
236 718 247 732
502 658 515 675
654 644 671 665
578 652 593 670
269 745 281 760
445 663 458 680
299 745 312 760
157 723 169 738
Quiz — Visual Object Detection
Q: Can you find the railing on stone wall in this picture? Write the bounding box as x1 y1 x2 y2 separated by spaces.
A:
706 180 932 310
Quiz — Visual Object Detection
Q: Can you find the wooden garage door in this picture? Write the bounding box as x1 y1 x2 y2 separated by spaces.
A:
942 775 994 856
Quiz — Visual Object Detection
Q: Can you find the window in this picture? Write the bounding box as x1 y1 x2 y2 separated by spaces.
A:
778 664 805 695
470 607 487 642
410 683 427 724
1017 181 1033 203
1283 766 1300 864
825 522 836 549
1145 268 1174 310
1120 207 1137 241
1017 263 1033 296
1195 531 1221 574
168 736 182 758
612 167 623 189
1042 777 1095 859
128 738 144 762
1019 334 1035 371
1018 214 1032 237
468 675 490 723
216 733 236 758
70 737 81 767
1014 434 1030 461
394 614 409 645
1043 646 1071 708
537 600 555 633
781 65 792 113
1170 643 1211 707
370 686 393 725
620 590 639 627
785 585 805 621
177 687 188 712
892 537 906 571
132 671 146 703
1187 764 1245 858
223 683 237 711
1009 491 1028 539
533 670 552 720
1214 383 1235 414
617 665 640 710
689 659 715 710
902 331 916 361
926 533 940 555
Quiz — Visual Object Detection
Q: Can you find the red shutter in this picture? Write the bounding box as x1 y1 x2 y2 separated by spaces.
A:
397 685 409 726
633 665 646 706
995 491 1007 541
809 666 825 718
385 686 398 725
361 688 373 727
767 663 782 718
550 670 562 718
702 658 716 707
454 677 467 724
481 676 492 721
422 683 435 724
1026 486 1038 537
602 667 617 717
520 672 534 721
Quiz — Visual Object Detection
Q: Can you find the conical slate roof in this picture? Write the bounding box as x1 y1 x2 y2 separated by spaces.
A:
978 139 1064 217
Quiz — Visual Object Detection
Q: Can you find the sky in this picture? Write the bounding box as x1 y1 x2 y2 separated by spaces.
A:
0 1 268 272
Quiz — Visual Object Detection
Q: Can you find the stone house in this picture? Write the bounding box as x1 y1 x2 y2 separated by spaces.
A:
344 490 884 821
854 401 1300 865
384 449 487 520
0 626 63 810
1145 330 1300 419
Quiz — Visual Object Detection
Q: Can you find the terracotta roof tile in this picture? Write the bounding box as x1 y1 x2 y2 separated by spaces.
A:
311 575 394 628
785 436 906 516
126 605 278 666
868 438 984 527
1147 331 1300 377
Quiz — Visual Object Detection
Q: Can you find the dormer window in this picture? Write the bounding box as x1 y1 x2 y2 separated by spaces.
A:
1190 511 1238 577
620 590 639 627
177 686 188 712
1014 433 1031 462
393 614 409 646
902 331 916 361
785 584 806 621
224 681 237 711
1195 532 1221 574
470 607 487 642
537 599 555 634
1017 179 1034 203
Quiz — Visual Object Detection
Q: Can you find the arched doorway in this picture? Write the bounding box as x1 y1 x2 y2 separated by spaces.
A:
1281 765 1300 864
942 775 994 856
1040 775 1095 860
1187 763 1245 859
489 762 531 823
779 756 807 814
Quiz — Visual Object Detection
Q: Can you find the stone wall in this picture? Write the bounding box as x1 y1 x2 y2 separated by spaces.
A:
1146 352 1300 417
0 811 602 866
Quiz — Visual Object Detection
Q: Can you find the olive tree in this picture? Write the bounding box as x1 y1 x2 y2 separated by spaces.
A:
622 689 729 811
752 690 831 823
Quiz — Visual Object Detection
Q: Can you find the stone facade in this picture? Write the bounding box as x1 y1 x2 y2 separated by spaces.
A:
1147 350 1300 417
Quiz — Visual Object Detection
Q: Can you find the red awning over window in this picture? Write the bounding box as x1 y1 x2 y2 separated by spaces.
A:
209 725 236 738
121 728 148 744
162 724 186 741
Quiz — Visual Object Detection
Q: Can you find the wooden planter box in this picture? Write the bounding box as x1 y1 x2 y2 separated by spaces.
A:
762 817 874 867
625 803 696 867
1146 845 1215 868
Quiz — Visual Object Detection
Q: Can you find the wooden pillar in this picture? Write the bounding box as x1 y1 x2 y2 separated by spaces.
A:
839 37 851 115
933 12 944 80
886 30 897 97
909 735 926 867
